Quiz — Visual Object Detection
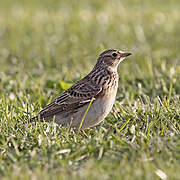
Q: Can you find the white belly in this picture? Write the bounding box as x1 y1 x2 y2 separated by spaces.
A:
79 93 116 128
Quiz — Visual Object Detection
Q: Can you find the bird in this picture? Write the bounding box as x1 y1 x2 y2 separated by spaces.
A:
30 49 131 129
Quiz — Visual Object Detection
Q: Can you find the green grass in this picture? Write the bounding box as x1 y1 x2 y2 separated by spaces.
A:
0 0 180 179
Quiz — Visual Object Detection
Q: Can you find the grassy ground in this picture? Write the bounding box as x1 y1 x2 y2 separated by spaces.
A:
0 0 180 179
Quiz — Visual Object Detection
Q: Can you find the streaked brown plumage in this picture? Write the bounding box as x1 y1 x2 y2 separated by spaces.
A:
31 49 131 129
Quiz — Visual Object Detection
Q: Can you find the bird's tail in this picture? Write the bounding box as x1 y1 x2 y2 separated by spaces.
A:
29 116 39 122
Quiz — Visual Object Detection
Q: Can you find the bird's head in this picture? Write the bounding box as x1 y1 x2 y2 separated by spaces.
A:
96 49 131 70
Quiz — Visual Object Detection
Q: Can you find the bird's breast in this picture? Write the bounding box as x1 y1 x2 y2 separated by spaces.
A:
79 84 118 128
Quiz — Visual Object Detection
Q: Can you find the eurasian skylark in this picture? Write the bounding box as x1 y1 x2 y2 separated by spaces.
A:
31 49 131 129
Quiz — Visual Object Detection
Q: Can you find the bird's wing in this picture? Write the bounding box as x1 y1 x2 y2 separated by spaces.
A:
38 80 102 119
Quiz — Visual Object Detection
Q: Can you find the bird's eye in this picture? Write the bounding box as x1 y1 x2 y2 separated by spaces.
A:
112 52 118 58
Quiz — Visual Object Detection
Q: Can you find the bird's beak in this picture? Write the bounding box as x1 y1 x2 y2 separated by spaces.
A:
121 52 132 58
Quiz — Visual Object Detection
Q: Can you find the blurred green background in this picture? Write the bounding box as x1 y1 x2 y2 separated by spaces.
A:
0 0 179 179
0 0 179 103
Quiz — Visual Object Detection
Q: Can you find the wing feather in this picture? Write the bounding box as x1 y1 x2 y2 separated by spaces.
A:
38 79 102 119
